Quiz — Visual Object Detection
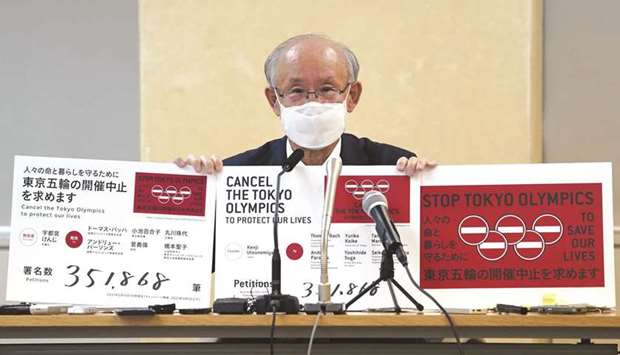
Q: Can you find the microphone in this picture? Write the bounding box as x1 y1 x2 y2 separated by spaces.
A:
304 157 344 314
282 148 304 172
255 148 304 314
318 157 342 303
362 190 408 266
304 157 345 314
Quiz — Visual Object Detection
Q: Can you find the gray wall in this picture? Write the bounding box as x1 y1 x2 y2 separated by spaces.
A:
0 0 140 225
543 0 620 306
544 0 620 224
0 0 139 303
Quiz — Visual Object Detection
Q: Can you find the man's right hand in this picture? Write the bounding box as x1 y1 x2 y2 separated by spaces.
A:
174 154 223 174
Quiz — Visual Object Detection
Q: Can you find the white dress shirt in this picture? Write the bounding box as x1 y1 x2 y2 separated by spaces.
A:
286 138 342 167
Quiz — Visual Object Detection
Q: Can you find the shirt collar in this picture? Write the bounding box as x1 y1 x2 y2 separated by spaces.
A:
286 138 342 167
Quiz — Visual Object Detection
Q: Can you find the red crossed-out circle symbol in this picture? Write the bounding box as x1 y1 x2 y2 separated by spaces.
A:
514 230 545 261
476 231 508 261
532 214 563 245
458 213 564 262
344 178 390 200
458 215 489 246
495 214 526 245
151 185 192 205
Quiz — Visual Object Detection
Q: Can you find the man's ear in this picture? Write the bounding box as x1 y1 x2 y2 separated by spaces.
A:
264 87 281 117
346 81 363 113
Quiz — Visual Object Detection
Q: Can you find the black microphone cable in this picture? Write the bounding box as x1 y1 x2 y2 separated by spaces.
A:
362 190 464 354
403 265 464 355
269 303 277 355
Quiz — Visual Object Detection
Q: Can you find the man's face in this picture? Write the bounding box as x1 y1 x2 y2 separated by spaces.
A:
265 39 362 116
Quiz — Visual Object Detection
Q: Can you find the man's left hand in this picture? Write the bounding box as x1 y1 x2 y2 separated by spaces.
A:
396 156 438 176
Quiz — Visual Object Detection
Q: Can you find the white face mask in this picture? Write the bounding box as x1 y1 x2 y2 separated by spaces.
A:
276 93 348 150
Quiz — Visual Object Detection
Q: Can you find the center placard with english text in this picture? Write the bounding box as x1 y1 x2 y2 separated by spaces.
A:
214 166 419 310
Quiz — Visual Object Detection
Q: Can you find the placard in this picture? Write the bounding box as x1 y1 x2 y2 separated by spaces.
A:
416 163 615 308
7 156 216 307
214 166 419 311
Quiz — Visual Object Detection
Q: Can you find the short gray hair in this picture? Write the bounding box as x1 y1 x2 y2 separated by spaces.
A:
264 34 360 87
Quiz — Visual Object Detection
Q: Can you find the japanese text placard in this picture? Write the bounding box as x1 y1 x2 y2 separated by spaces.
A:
7 156 216 307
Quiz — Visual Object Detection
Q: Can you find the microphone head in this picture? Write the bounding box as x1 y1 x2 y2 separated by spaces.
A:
326 156 342 176
282 148 305 172
362 190 388 216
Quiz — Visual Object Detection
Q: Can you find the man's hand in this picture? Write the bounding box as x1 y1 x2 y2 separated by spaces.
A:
396 156 438 176
174 154 223 174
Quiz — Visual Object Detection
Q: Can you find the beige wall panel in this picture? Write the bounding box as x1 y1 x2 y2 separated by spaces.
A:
140 0 541 164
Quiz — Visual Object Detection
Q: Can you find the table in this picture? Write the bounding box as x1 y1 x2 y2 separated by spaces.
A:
0 312 618 354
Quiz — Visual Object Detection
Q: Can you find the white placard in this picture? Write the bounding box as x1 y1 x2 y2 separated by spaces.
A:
214 165 421 310
7 156 216 307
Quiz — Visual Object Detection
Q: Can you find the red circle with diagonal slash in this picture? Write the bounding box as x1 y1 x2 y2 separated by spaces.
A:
532 214 563 245
151 185 163 198
495 214 526 245
458 215 489 246
375 179 390 193
286 243 303 260
65 231 83 248
514 230 545 261
476 231 508 261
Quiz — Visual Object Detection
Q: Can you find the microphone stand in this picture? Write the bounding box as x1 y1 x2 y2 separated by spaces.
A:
345 222 424 312
345 248 423 312
255 169 300 314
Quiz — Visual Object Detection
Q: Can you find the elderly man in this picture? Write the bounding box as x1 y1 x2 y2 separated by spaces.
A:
176 34 436 173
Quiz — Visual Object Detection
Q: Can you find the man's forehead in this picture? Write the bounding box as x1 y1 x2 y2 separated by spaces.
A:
275 40 348 84
284 43 340 63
